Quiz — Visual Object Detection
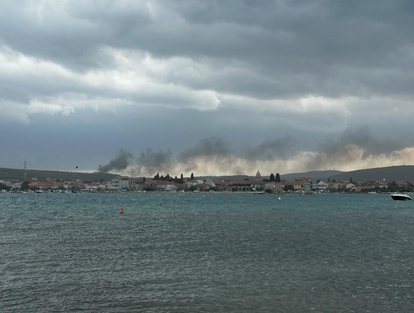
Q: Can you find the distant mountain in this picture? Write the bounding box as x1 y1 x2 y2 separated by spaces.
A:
0 167 116 182
326 165 414 182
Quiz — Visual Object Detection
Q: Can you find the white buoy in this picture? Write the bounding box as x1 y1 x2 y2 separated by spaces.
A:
278 197 281 201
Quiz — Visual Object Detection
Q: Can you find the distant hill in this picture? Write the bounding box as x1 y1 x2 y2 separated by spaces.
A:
326 165 414 182
202 170 343 182
3 165 414 184
202 166 414 183
0 167 116 182
279 170 343 182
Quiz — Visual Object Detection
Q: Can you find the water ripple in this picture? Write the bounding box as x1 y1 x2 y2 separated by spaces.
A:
1 193 414 312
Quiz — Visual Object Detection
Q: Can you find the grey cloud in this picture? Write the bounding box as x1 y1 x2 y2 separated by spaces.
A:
3 1 414 174
1 0 414 100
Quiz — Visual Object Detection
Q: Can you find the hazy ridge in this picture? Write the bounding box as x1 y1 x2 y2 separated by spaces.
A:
0 168 116 182
2 166 414 183
325 166 414 182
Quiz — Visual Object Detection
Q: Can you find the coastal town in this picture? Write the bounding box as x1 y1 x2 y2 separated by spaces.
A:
1 170 412 194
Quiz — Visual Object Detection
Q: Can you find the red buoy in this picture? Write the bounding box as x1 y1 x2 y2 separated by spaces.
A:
33 201 36 204
159 203 162 206
120 208 124 214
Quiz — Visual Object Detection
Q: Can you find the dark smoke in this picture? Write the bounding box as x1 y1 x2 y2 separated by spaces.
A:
137 148 174 174
243 135 295 161
97 128 409 176
178 136 231 162
306 127 405 170
97 149 134 173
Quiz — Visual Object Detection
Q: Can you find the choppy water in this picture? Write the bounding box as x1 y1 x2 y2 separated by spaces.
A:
1 193 414 312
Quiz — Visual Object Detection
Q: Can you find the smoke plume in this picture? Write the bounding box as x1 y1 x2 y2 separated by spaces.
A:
305 127 405 170
178 137 231 162
96 129 414 177
137 148 174 175
97 149 134 173
243 136 295 161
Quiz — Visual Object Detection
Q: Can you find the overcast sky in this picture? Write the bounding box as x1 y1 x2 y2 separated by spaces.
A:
1 0 414 177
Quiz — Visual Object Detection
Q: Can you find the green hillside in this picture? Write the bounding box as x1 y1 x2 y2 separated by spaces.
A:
202 170 343 182
327 165 414 182
0 167 117 182
204 167 414 183
280 170 343 182
2 165 414 184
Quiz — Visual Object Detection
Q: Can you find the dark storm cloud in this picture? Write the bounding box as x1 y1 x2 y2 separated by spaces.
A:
1 0 414 99
2 0 414 173
158 0 414 99
97 149 134 173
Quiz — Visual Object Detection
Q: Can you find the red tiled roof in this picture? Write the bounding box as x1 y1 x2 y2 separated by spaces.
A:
232 181 251 185
155 180 174 185
395 181 408 186
214 180 232 185
29 181 60 187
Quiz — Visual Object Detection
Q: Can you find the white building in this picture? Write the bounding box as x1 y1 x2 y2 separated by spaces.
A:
156 181 177 191
111 176 131 190
317 181 329 190
346 183 356 190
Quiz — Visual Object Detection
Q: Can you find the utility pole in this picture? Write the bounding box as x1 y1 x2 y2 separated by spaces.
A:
24 161 27 182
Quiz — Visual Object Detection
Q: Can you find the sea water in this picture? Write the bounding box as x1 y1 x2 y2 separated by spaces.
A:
1 193 414 312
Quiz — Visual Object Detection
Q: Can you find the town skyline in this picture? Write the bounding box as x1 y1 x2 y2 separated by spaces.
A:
3 164 414 186
2 170 413 194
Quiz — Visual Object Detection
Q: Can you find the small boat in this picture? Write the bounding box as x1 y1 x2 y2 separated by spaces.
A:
390 193 412 201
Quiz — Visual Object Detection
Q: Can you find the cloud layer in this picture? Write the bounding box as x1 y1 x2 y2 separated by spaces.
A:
1 1 414 174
